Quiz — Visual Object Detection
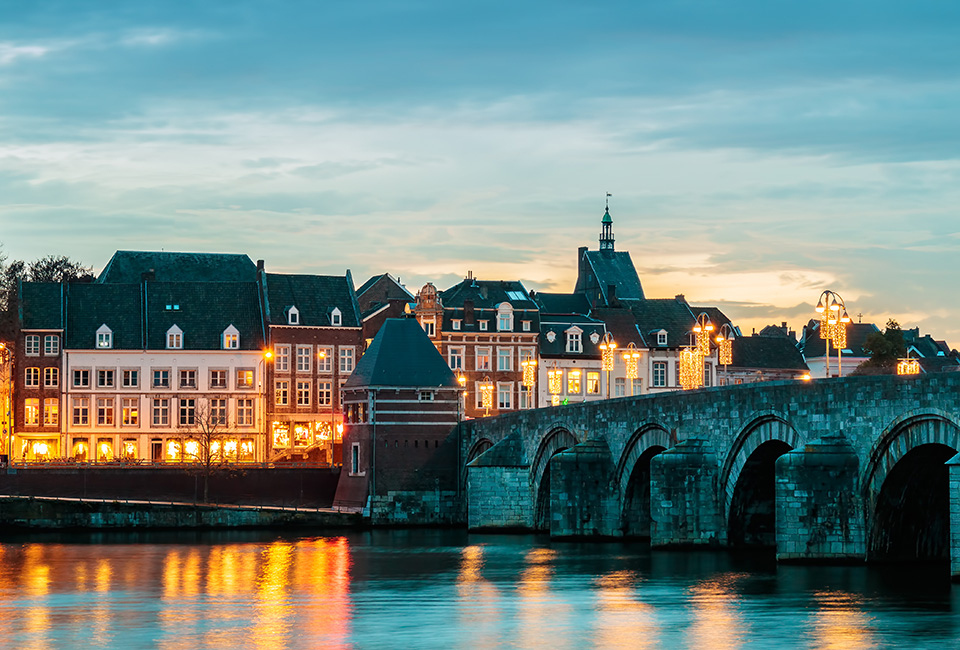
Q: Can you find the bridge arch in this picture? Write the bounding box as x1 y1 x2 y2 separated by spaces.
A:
616 423 672 537
531 426 580 531
862 410 960 562
721 412 803 547
466 438 495 464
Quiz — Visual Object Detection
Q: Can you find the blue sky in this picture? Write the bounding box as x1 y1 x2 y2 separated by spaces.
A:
2 1 959 345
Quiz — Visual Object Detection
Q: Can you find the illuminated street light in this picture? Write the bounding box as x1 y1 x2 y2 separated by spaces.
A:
693 313 714 357
621 343 641 396
714 323 734 383
897 351 921 376
679 347 703 391
479 376 495 415
0 342 10 468
521 359 537 388
815 290 849 377
598 332 617 398
547 364 562 407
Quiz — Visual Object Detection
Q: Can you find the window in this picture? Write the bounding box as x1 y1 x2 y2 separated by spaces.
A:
350 442 360 475
340 348 354 374
275 345 290 372
96 325 112 349
452 319 462 331
476 347 491 372
122 398 139 426
209 369 227 389
615 377 626 397
153 369 170 388
566 329 582 353
317 347 332 373
237 399 254 426
448 347 464 371
704 364 712 388
97 369 114 388
152 399 170 426
519 385 533 409
519 347 535 364
179 398 195 426
43 335 59 356
73 398 90 425
586 372 601 395
479 320 488 331
497 347 512 371
25 367 39 387
287 306 299 325
236 369 253 389
296 346 312 372
657 331 667 346
653 362 667 388
632 378 642 395
222 325 239 349
73 369 90 388
318 381 332 406
567 370 582 395
423 318 436 337
44 368 58 388
297 381 310 406
97 398 114 426
44 399 58 426
122 369 138 388
419 391 434 402
275 380 288 406
497 382 512 410
166 326 183 349
24 399 39 426
209 398 227 425
25 335 40 356
497 303 513 331
179 369 197 388
330 307 342 326
522 321 531 332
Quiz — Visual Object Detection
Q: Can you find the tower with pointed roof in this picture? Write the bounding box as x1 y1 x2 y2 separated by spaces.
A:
599 203 615 252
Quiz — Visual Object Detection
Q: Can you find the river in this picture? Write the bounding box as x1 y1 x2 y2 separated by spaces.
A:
0 529 956 649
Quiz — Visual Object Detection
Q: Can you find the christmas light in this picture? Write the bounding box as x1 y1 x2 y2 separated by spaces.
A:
897 357 920 375
680 347 703 390
479 378 495 413
599 333 617 372
548 366 562 396
622 343 640 381
521 359 537 388
693 313 713 356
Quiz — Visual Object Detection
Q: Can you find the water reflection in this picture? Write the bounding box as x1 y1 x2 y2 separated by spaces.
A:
809 590 876 650
456 544 502 649
23 544 51 650
518 547 572 649
594 570 658 649
684 573 747 649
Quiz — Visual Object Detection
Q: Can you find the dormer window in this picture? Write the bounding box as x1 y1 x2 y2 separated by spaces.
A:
497 303 514 332
479 320 488 331
330 307 342 327
96 324 113 349
222 325 240 350
287 306 300 325
657 330 668 346
166 325 183 349
566 327 583 353
452 319 462 331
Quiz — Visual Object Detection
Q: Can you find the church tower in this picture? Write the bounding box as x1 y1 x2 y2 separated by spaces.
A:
599 200 615 252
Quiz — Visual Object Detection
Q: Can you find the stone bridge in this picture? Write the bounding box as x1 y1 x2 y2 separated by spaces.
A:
460 373 960 578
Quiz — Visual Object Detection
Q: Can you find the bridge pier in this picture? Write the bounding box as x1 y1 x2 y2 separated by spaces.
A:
775 433 865 562
548 439 621 538
650 438 725 547
949 454 960 581
466 435 533 530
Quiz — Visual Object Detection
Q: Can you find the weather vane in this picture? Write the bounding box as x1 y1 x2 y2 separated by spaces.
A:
606 192 612 210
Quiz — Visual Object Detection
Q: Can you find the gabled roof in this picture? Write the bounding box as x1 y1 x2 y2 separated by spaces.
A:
19 282 64 330
575 250 645 304
356 273 414 312
532 291 592 315
440 278 538 310
344 318 459 389
98 250 257 284
264 273 361 328
731 335 808 371
589 307 646 347
801 321 880 358
65 283 143 349
629 298 696 348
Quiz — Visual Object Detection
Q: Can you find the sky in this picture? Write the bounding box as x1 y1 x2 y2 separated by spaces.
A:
1 1 959 347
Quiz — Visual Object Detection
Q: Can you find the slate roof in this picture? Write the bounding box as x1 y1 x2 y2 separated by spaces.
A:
589 307 645 347
344 318 459 389
691 306 735 334
439 278 539 334
731 335 808 371
575 250 645 304
629 298 696 348
539 314 606 358
19 283 64 330
65 283 143 349
903 328 953 358
801 321 880 357
531 291 592 315
98 251 257 284
264 273 361 328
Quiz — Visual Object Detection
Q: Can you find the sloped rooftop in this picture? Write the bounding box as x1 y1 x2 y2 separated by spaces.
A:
98 250 257 284
344 318 459 389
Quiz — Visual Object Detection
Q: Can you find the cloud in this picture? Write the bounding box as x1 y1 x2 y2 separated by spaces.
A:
0 43 48 65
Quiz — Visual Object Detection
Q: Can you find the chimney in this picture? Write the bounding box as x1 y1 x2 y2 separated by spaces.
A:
467 270 473 280
781 321 787 330
141 269 155 283
257 259 264 272
675 294 686 304
607 284 617 306
753 328 757 335
464 299 475 324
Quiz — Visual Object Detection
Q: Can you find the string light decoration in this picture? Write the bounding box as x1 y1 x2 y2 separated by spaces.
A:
693 313 714 357
622 342 641 396
897 354 921 376
479 377 495 415
679 347 704 390
548 365 562 407
815 290 851 377
521 359 537 388
599 333 617 372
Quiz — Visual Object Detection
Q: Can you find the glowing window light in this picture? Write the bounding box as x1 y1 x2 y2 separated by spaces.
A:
166 440 182 461
211 440 222 460
225 440 238 457
98 442 112 460
679 348 703 390
123 440 137 459
521 360 537 388
897 358 920 375
621 344 641 381
33 441 49 457
550 395 560 406
240 440 255 456
184 440 199 459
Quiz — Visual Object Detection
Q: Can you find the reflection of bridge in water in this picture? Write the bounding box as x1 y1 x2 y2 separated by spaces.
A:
460 373 960 578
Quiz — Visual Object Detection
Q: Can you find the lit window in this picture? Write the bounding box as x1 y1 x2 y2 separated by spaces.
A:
166 325 183 349
44 367 59 387
24 367 39 387
222 325 240 349
43 335 59 356
275 380 288 406
275 345 290 372
476 347 491 371
44 399 58 426
24 398 39 426
96 324 113 349
25 335 40 356
567 370 582 395
122 439 138 460
236 369 254 389
586 372 600 394
122 398 139 426
566 330 582 353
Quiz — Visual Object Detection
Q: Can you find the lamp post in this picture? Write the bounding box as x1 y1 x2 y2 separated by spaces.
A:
521 359 536 408
598 332 617 399
815 291 850 378
715 324 734 385
479 376 494 416
679 346 703 390
897 350 921 376
692 313 713 386
547 363 562 407
621 342 640 396
0 342 10 468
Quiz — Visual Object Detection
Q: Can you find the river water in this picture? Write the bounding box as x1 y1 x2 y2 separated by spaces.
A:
0 529 957 649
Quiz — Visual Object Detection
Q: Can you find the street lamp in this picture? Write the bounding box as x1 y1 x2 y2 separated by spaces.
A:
897 350 921 376
479 376 495 416
815 291 850 377
715 324 734 384
598 332 617 398
521 359 536 408
0 342 10 468
679 346 703 390
547 363 562 407
621 342 641 396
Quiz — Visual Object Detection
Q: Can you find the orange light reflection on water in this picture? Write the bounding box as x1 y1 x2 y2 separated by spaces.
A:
684 573 747 650
518 547 571 650
456 545 502 649
594 570 658 649
22 544 52 650
809 590 876 650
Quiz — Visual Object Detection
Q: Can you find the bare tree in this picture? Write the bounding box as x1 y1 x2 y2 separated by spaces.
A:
176 397 231 503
